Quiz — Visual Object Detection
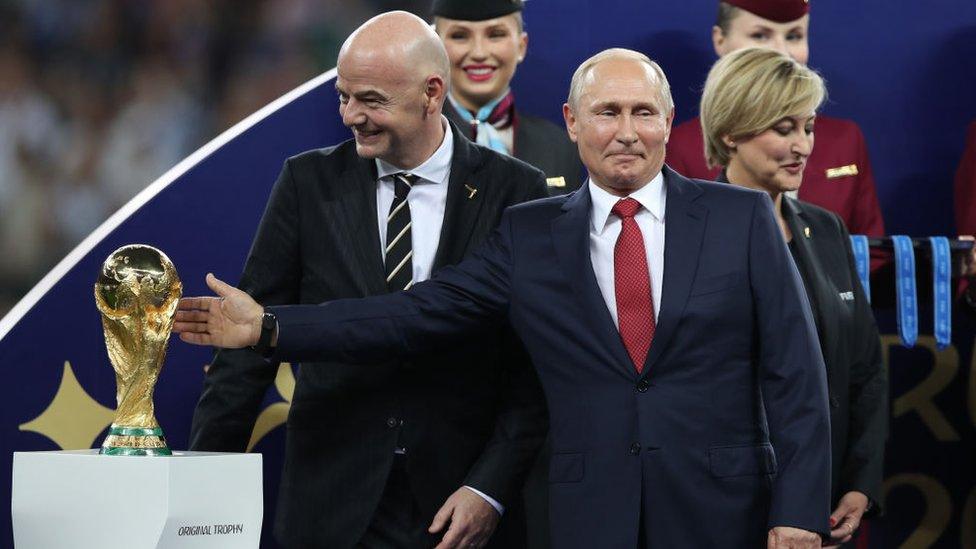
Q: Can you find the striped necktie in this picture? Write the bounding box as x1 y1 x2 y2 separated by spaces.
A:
385 173 418 292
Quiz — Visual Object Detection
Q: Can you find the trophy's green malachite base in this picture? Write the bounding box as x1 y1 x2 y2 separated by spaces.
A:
99 425 172 456
100 447 173 456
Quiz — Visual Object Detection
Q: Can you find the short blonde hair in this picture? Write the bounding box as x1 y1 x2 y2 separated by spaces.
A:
567 48 673 114
700 47 826 169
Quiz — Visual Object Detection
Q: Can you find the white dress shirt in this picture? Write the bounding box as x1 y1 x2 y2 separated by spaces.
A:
375 118 453 282
588 173 666 325
373 119 504 515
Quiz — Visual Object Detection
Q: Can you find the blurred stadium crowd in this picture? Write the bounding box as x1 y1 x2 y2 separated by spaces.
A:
0 0 426 315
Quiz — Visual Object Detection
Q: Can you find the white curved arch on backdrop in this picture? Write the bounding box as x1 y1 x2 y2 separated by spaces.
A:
0 68 339 343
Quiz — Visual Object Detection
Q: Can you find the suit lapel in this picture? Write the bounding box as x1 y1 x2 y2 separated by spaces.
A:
783 199 825 327
643 168 707 375
333 154 388 295
552 188 636 378
433 123 489 269
782 199 835 386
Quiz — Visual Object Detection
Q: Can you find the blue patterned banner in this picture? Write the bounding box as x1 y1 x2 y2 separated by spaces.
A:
929 237 952 350
850 234 871 304
891 235 918 347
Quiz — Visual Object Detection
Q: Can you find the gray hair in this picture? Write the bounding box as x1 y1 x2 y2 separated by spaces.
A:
566 48 674 113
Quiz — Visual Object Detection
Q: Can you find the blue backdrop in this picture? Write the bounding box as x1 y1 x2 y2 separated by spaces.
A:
2 2 975 547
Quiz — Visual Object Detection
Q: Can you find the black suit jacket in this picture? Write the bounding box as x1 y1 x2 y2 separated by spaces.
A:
781 197 887 512
445 102 584 195
189 122 549 548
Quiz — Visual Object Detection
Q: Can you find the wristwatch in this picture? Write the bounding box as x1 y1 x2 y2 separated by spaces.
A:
252 310 277 357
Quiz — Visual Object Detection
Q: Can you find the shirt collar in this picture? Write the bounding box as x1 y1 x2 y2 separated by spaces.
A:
448 89 511 120
588 171 667 234
375 116 454 184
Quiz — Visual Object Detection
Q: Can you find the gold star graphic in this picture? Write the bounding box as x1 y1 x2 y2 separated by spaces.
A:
246 362 295 451
19 361 115 450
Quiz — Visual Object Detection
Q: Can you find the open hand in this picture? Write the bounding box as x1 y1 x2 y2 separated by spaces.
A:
173 273 264 349
428 487 500 549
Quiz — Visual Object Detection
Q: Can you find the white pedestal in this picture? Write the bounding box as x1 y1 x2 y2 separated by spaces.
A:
12 450 263 549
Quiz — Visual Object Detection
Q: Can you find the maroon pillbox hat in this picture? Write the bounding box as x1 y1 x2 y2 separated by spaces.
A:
724 0 809 23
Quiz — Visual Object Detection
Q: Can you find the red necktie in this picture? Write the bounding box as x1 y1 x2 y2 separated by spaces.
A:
612 198 655 373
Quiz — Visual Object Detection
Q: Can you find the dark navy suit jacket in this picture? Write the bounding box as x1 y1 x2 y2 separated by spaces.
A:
270 167 832 548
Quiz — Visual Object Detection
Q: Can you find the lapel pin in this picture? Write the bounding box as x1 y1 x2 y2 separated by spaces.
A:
804 227 811 238
464 184 478 199
546 176 566 188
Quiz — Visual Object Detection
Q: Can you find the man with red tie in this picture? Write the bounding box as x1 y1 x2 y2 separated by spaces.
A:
176 47 832 549
667 0 886 244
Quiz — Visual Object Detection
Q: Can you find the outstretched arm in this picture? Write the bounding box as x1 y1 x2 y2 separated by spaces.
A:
175 209 519 364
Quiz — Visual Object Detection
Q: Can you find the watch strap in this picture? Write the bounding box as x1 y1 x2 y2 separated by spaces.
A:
252 310 277 357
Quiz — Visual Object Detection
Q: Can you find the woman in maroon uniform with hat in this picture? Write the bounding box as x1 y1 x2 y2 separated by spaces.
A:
667 0 886 244
432 0 584 195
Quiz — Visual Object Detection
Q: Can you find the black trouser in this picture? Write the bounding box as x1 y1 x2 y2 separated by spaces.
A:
358 455 437 549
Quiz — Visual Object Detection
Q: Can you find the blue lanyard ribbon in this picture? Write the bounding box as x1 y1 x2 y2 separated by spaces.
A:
929 236 952 349
891 235 918 347
850 235 871 304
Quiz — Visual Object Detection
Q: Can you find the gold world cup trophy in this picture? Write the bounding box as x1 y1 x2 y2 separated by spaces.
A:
94 244 182 456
